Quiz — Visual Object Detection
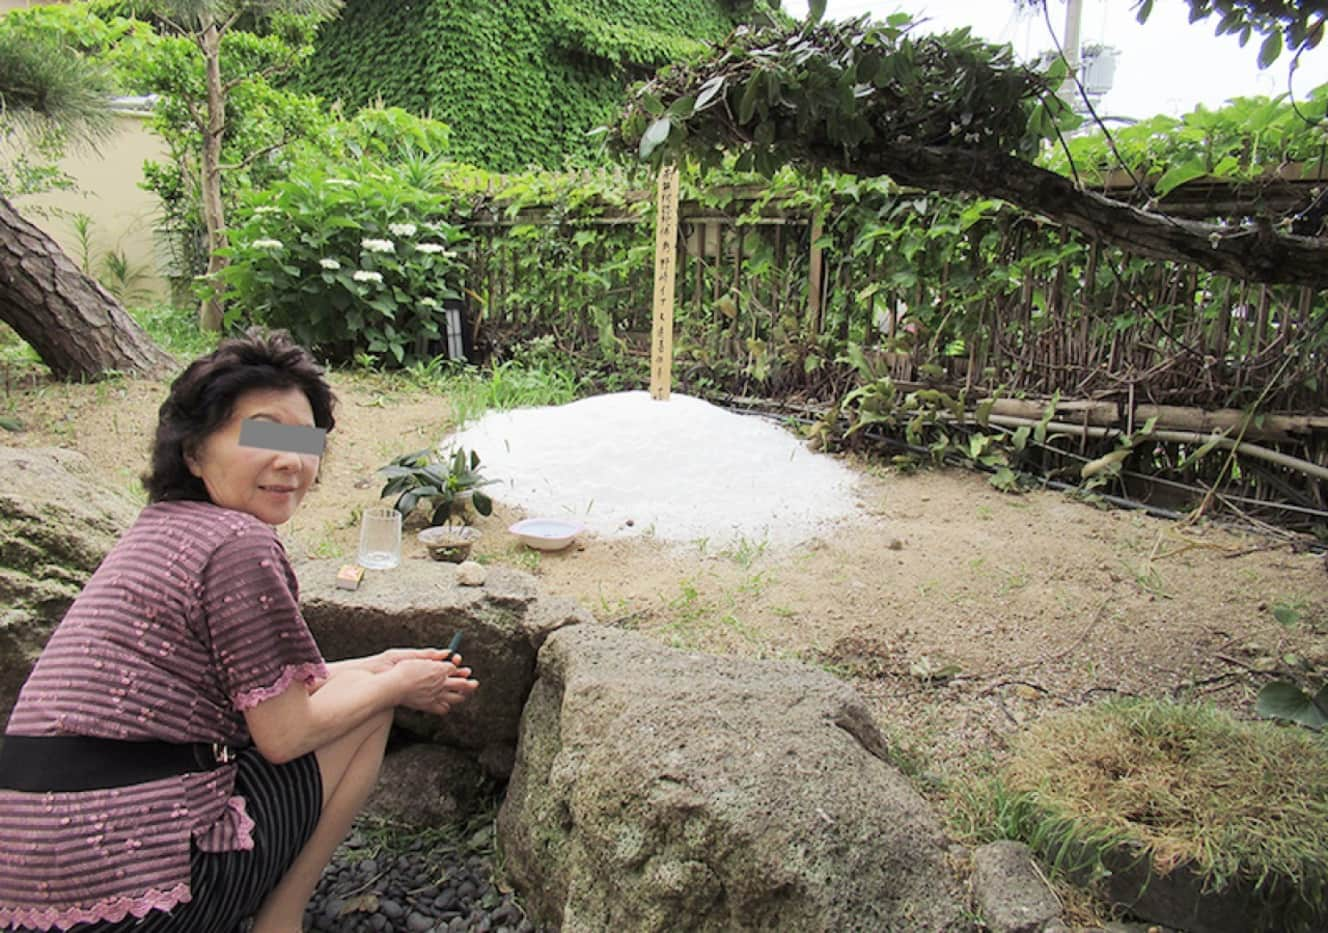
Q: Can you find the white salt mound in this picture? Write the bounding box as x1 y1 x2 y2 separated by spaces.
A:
447 391 863 546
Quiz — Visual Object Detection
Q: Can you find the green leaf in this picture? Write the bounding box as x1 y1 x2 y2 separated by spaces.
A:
975 398 995 428
639 117 672 161
1256 681 1326 730
989 467 1017 492
1272 604 1302 627
1153 159 1208 198
1177 432 1226 470
807 0 827 25
472 490 493 516
1257 30 1283 69
695 75 726 112
667 95 696 121
738 73 762 124
1012 425 1030 451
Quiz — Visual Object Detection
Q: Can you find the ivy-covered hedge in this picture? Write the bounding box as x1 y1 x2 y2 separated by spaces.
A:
295 0 767 171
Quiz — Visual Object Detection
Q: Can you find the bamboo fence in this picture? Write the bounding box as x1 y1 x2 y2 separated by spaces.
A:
459 182 1328 526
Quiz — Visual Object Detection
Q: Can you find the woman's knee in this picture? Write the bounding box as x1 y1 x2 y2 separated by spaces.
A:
315 710 393 800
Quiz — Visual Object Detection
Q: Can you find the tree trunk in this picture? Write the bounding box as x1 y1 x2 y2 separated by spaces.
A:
197 19 228 333
0 194 177 380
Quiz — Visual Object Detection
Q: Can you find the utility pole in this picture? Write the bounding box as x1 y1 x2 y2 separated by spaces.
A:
1060 0 1085 105
1063 0 1084 73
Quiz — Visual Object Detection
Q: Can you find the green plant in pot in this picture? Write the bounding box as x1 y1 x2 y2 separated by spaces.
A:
377 446 496 526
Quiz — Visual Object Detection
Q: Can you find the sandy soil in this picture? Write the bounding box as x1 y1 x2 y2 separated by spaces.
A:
6 370 1326 794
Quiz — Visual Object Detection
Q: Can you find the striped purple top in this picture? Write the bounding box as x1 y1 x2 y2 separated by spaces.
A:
0 500 328 931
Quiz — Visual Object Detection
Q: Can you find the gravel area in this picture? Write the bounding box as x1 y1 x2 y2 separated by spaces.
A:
304 820 547 933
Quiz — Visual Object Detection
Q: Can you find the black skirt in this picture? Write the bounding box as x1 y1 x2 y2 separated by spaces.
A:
12 748 323 933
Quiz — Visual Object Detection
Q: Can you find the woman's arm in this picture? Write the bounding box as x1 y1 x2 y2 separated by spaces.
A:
244 658 477 763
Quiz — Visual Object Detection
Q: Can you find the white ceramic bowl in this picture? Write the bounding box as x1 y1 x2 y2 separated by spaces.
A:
508 518 584 551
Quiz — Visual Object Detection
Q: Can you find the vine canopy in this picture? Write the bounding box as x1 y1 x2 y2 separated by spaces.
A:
618 14 1328 288
623 15 1059 171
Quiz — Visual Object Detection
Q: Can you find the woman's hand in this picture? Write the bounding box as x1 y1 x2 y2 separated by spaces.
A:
363 647 462 674
389 658 479 717
324 647 464 680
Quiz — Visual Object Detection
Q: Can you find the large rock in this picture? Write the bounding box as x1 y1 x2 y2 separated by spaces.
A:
972 841 1062 933
1079 842 1306 933
497 624 968 932
0 446 139 729
297 558 591 778
363 742 495 828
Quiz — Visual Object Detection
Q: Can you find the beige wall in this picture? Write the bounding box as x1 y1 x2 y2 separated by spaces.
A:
3 0 171 302
8 111 173 302
0 1 64 13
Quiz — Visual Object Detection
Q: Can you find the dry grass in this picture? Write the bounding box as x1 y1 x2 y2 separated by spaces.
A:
995 699 1328 919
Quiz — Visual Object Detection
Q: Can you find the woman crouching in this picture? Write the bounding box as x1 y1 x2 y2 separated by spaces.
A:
0 330 478 932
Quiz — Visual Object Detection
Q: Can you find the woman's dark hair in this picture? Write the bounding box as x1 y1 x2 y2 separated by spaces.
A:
143 329 337 503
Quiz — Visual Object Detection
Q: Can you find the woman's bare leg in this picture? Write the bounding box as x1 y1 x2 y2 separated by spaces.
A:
249 708 393 933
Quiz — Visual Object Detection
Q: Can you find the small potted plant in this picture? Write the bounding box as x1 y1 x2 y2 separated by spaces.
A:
376 446 496 526
417 524 482 562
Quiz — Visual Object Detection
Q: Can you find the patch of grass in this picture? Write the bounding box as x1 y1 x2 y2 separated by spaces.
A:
116 467 146 504
1121 559 1170 598
996 698 1328 926
875 719 936 786
127 303 219 360
737 569 773 597
444 352 583 429
342 798 501 881
719 534 768 569
996 565 1030 595
507 546 542 574
306 526 347 560
656 576 769 651
593 588 635 622
336 342 585 432
0 321 43 368
669 577 704 623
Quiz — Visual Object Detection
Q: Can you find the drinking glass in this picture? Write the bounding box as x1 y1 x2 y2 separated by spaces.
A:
357 507 402 569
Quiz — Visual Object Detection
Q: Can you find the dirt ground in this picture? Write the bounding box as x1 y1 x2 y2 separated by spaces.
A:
6 369 1326 805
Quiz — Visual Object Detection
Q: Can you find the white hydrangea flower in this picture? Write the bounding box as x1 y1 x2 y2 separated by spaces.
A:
361 238 395 253
419 297 441 309
319 258 341 270
388 223 418 237
251 238 283 250
352 270 384 284
419 244 458 259
251 205 281 215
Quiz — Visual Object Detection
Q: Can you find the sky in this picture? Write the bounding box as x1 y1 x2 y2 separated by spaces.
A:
778 0 1328 122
